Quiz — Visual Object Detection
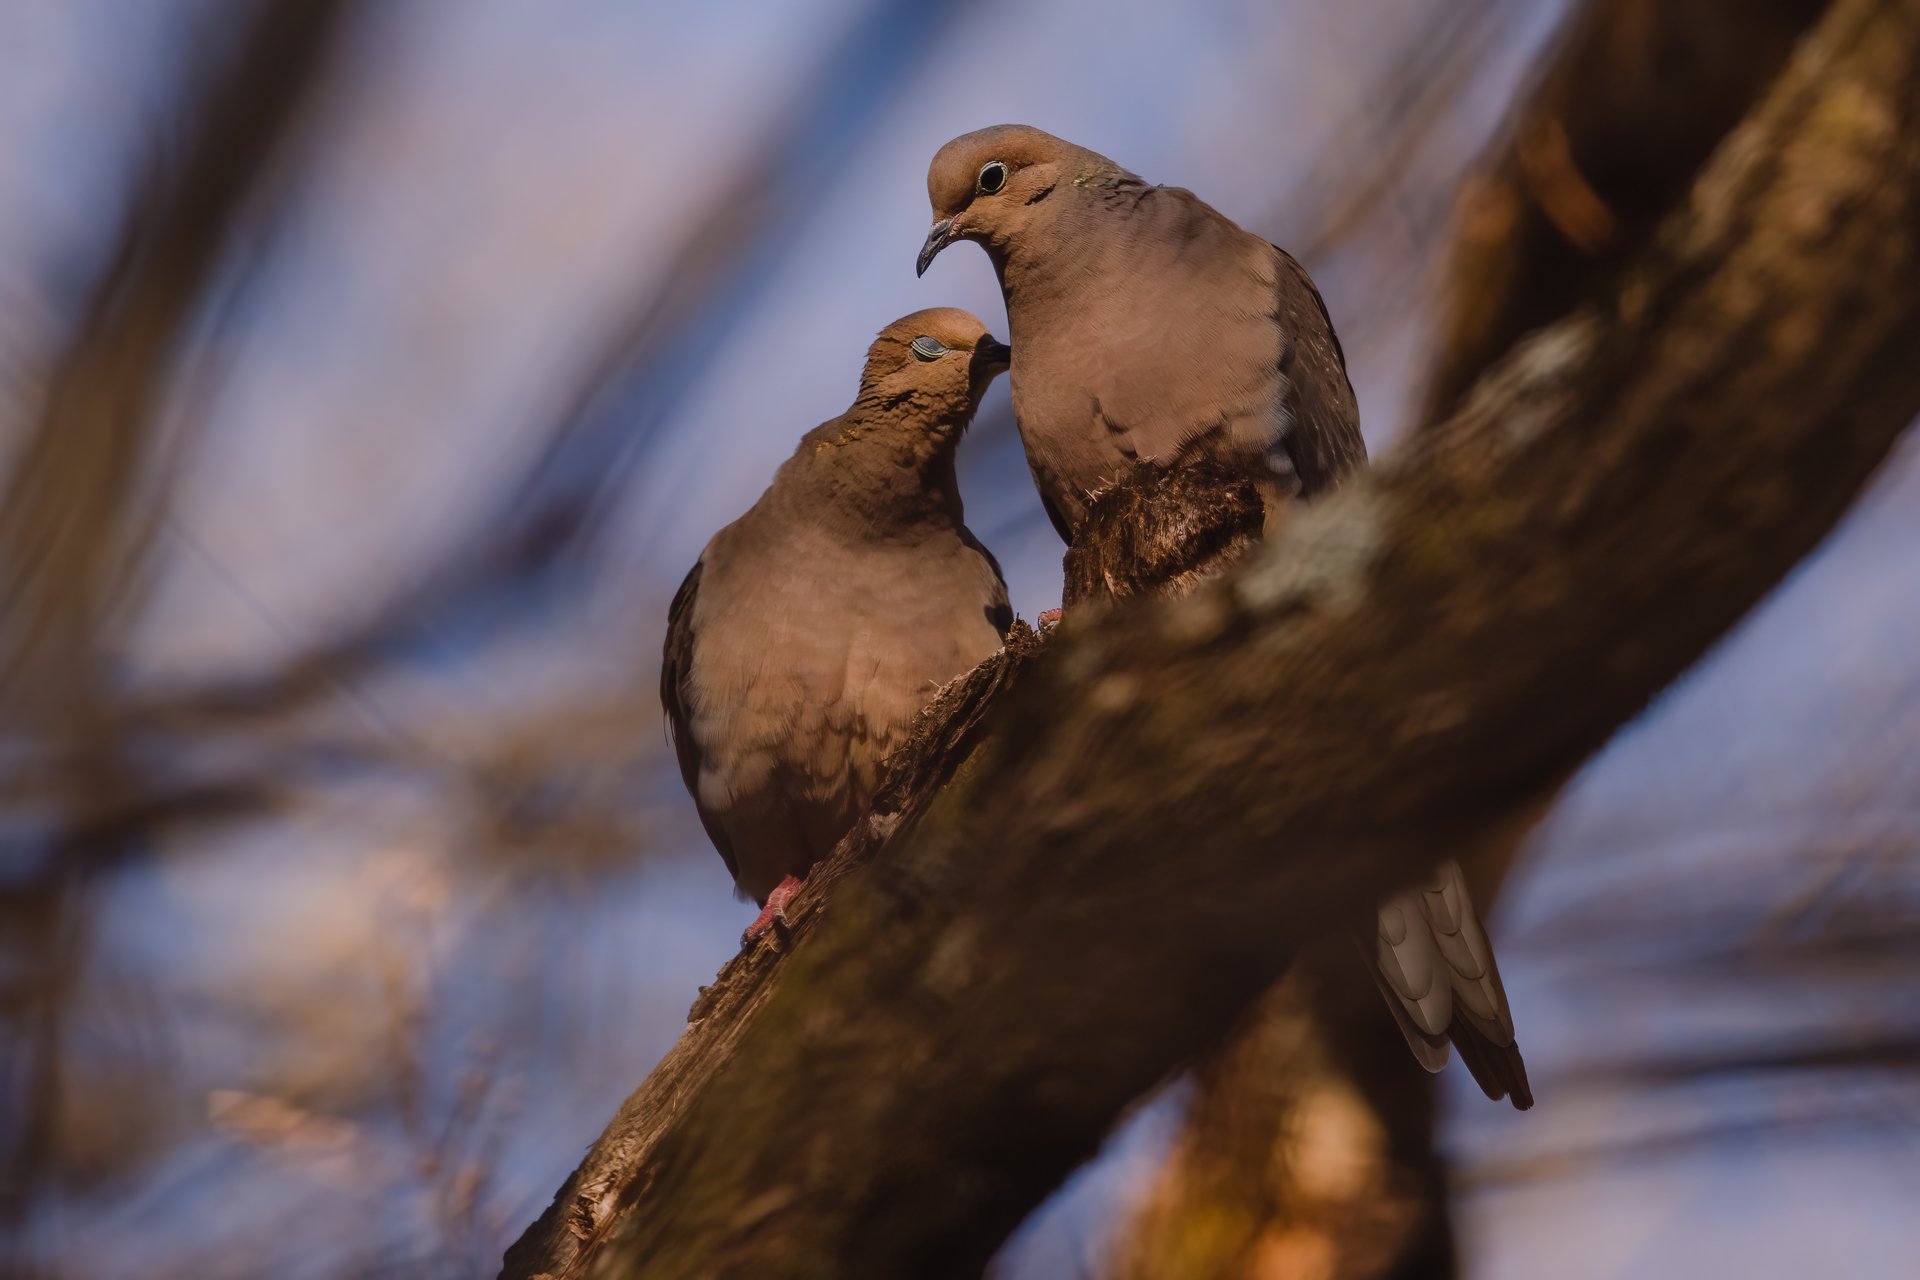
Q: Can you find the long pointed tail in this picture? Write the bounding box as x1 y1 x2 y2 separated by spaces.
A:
1366 860 1533 1110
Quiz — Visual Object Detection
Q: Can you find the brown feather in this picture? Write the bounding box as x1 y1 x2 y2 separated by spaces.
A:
660 309 1011 905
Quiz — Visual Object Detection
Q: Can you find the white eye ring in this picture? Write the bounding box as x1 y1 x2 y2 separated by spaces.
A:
975 160 1008 195
910 336 950 361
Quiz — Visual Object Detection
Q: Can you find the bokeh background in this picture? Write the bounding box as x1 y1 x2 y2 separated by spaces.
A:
4 2 1918 1277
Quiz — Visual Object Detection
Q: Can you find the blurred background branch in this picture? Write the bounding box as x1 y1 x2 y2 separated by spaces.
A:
0 0 354 1248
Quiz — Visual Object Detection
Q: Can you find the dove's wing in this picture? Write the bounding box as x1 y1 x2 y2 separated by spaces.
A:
1270 245 1368 496
659 557 740 887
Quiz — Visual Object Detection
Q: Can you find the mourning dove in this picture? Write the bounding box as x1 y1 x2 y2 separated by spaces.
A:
917 123 1365 541
661 309 1013 943
919 126 1530 1107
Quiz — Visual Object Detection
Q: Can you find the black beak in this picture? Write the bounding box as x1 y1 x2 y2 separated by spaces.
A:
975 336 1012 370
916 219 957 277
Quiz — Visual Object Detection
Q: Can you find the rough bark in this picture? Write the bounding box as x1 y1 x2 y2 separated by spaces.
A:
503 1 1920 1275
1061 446 1267 610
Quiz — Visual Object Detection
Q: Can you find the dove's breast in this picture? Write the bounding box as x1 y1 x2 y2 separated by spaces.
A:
683 513 1006 901
1006 194 1287 530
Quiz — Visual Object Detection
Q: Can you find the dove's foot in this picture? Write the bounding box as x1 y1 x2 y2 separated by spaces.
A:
742 875 805 949
1037 607 1063 628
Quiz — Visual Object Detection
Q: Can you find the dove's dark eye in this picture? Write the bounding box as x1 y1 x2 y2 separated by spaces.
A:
910 336 950 361
975 161 1008 196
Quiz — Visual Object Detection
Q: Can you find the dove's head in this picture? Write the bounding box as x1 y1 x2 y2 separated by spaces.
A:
795 309 1007 511
853 307 1010 428
918 125 1119 276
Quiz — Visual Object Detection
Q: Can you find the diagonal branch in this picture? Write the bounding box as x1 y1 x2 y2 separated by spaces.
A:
0 0 352 728
0 0 357 1231
505 0 1920 1274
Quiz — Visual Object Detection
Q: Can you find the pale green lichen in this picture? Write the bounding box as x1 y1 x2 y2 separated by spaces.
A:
1231 494 1388 620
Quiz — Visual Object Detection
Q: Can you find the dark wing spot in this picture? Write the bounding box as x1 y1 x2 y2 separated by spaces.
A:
959 525 1014 636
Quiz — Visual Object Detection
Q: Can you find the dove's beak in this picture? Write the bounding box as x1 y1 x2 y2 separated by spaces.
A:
916 219 958 277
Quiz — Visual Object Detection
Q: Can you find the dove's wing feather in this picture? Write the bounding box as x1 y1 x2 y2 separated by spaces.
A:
1269 245 1367 495
660 557 742 888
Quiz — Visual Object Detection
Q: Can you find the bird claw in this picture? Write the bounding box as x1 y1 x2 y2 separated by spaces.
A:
1037 607 1063 628
741 875 804 950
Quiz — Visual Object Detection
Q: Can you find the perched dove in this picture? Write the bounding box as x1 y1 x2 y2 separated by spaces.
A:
918 125 1530 1108
661 309 1013 942
916 123 1365 542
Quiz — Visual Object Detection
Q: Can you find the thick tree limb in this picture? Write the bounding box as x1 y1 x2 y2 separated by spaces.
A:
505 1 1920 1274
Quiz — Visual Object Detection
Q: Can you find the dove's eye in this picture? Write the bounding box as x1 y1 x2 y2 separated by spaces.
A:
910 336 950 361
975 161 1008 196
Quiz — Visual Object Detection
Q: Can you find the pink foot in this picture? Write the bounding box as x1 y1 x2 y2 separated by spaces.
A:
742 875 805 948
1037 607 1063 628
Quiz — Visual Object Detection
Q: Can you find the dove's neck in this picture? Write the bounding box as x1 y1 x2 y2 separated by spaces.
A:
784 406 973 540
992 176 1158 309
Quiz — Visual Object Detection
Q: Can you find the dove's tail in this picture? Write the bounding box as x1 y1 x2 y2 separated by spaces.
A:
1451 1019 1534 1109
1365 860 1534 1111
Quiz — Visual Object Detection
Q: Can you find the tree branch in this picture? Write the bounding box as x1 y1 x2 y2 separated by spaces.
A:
0 0 356 1221
504 0 1920 1274
0 0 351 727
